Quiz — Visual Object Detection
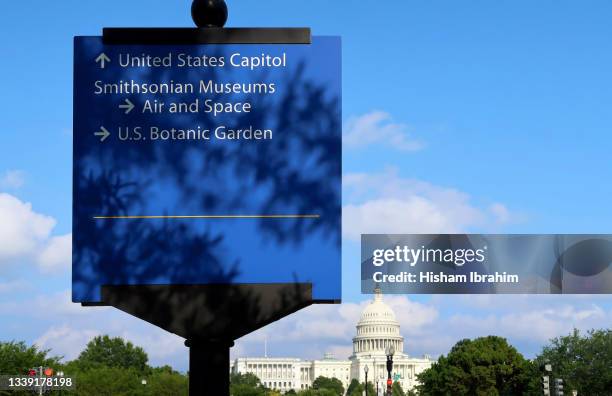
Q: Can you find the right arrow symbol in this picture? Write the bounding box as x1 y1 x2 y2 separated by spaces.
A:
94 126 111 142
119 98 135 114
95 53 110 69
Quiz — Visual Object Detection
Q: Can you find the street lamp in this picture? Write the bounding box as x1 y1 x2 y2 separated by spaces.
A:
57 371 64 396
385 345 395 396
541 360 552 396
544 360 552 373
364 365 369 396
141 379 147 386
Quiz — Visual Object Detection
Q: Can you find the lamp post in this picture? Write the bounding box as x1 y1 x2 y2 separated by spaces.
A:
385 345 395 396
364 365 369 396
542 359 552 396
57 371 64 396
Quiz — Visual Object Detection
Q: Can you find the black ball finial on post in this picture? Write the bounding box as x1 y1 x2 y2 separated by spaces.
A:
192 0 228 28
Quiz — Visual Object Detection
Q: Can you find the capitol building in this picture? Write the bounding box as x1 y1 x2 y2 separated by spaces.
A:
230 290 433 393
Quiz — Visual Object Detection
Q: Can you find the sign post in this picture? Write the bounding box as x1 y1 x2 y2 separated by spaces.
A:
73 2 341 395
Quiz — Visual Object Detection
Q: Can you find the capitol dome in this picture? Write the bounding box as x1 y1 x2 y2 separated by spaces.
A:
232 287 434 393
352 287 404 356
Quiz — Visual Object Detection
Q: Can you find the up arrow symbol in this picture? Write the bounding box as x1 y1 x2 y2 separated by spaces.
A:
95 53 111 69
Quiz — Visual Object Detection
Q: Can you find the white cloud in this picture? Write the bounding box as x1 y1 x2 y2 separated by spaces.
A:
0 193 71 274
233 296 437 360
41 320 186 366
35 320 182 364
22 293 187 367
233 303 363 360
271 303 362 343
410 295 612 358
35 325 100 360
445 303 607 345
344 111 423 151
489 203 511 224
0 193 56 262
118 329 185 362
0 279 31 294
384 295 439 335
8 289 611 370
499 308 593 342
344 198 463 239
0 290 88 318
0 170 26 189
37 234 72 273
342 169 511 241
234 292 611 362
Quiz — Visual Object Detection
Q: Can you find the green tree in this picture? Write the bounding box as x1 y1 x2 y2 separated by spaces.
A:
300 390 336 396
349 384 364 396
392 381 405 396
0 341 62 376
73 366 148 396
231 372 263 387
0 337 193 396
147 369 188 396
73 335 148 372
345 379 360 396
312 376 344 396
230 382 266 396
230 372 267 396
535 328 612 396
0 341 63 396
345 380 374 396
417 336 537 396
150 364 179 375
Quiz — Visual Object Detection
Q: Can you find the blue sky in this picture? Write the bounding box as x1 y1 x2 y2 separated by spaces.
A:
1 0 611 371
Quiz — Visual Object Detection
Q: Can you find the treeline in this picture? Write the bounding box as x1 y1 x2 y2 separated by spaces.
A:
0 329 610 395
229 375 412 396
417 329 611 396
0 335 186 396
231 329 611 396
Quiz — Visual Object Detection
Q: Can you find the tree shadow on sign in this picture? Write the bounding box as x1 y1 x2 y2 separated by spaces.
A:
73 49 341 340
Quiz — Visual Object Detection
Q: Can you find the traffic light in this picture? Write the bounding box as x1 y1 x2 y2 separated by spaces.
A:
542 375 550 396
554 378 564 396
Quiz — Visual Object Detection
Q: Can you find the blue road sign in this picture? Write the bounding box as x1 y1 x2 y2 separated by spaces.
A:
73 37 341 303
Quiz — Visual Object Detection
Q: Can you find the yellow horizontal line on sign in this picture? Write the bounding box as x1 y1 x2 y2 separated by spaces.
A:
93 214 320 220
